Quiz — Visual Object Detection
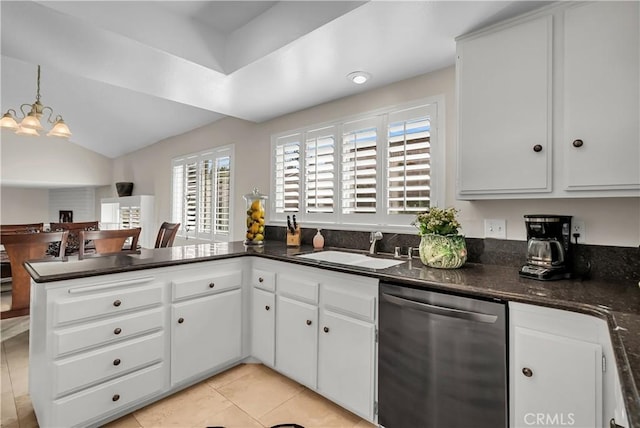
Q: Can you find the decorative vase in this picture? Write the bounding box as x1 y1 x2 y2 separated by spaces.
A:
418 233 467 269
115 182 134 197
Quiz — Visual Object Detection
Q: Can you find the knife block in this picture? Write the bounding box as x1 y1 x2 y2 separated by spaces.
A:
286 227 301 247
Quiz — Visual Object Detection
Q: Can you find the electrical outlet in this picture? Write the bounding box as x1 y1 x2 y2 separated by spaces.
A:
484 219 506 239
572 220 586 244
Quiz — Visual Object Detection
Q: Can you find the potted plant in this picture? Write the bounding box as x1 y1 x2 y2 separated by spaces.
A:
412 207 467 269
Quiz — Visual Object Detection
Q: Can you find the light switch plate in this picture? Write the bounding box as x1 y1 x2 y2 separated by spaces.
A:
484 219 506 239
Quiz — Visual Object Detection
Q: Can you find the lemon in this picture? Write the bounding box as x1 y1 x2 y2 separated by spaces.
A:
258 218 265 225
246 232 254 240
251 211 262 221
250 222 260 234
254 234 264 241
250 200 262 211
258 226 264 234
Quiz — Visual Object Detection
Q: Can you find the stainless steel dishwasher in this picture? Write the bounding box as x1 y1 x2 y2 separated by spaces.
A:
378 282 507 428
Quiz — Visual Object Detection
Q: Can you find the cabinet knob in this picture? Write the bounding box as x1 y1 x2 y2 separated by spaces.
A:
209 282 215 288
112 394 120 402
258 277 264 283
113 299 122 307
113 358 121 366
265 305 270 311
178 317 184 324
306 319 312 326
323 326 329 333
522 367 533 377
533 144 543 153
572 139 584 148
113 327 122 335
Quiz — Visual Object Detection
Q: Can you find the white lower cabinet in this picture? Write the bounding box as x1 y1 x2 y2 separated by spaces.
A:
251 287 275 367
509 302 628 428
276 295 319 388
171 289 242 385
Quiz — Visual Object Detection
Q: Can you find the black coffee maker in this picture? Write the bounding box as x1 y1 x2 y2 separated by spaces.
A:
519 215 572 280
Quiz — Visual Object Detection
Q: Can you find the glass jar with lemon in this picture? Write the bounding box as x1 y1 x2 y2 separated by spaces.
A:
243 188 267 245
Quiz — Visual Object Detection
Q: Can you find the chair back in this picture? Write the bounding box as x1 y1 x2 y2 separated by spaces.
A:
1 223 44 234
155 222 180 248
79 228 141 259
50 221 99 252
1 231 69 315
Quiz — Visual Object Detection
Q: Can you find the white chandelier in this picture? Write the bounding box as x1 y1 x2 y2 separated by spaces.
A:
0 65 72 138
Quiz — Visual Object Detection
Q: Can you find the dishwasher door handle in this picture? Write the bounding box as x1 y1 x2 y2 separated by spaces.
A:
381 292 499 324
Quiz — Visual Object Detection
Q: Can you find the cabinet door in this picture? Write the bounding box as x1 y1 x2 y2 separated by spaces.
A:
275 296 318 388
457 15 552 196
512 326 602 428
564 2 640 190
252 288 275 366
171 289 242 385
318 310 375 420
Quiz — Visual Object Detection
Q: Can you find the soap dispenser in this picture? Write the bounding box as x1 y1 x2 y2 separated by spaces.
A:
313 228 325 249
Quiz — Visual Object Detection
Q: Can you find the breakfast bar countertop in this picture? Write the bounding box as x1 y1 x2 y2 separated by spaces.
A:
24 241 640 426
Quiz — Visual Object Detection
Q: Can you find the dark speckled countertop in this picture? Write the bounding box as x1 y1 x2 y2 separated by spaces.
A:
25 241 640 426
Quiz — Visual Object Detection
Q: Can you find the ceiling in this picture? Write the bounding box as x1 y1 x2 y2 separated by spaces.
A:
1 1 550 159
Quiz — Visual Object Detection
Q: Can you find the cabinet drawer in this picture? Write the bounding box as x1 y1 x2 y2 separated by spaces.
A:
172 270 242 301
323 286 375 323
53 332 164 398
54 308 163 357
252 269 275 292
52 363 164 428
278 274 318 304
54 282 162 326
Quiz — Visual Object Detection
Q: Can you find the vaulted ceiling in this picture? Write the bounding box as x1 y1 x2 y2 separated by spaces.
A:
1 1 549 158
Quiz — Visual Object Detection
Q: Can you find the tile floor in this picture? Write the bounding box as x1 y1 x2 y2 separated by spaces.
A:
1 309 376 428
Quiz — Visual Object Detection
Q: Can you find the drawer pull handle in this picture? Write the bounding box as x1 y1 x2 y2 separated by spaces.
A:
522 367 533 377
112 394 120 402
258 277 264 283
209 282 215 288
572 139 584 148
114 328 122 335
265 305 270 311
113 300 122 307
306 319 312 326
323 326 329 333
178 317 184 324
113 358 121 366
533 144 543 153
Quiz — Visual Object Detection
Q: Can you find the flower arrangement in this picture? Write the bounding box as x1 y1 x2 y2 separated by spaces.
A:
412 207 467 269
412 207 461 236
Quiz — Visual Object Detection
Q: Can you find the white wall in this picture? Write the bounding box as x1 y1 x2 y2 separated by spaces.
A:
113 66 639 247
0 131 112 187
0 187 49 224
48 188 96 223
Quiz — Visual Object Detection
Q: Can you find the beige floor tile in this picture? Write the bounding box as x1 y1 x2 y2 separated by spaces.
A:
101 413 142 428
206 363 264 390
7 365 28 398
14 394 38 428
259 389 361 428
205 404 265 428
133 381 233 427
353 419 377 428
1 361 12 395
218 366 304 419
1 391 18 427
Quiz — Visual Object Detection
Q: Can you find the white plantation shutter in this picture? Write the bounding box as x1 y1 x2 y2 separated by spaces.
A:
341 118 379 215
387 105 433 215
274 134 301 214
305 127 336 215
172 145 234 241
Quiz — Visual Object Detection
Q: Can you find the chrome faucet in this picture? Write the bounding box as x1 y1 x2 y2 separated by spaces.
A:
369 231 383 254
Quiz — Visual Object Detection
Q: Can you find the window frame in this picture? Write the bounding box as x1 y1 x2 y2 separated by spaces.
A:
270 97 444 232
171 144 235 242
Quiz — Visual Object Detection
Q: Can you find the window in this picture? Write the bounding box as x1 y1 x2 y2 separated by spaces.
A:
271 99 442 230
172 145 234 241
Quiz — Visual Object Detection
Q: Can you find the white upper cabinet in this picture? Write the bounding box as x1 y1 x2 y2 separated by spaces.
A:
457 15 552 195
457 2 640 199
563 1 640 191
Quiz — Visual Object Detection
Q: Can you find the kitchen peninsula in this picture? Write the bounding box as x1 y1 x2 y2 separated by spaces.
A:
24 242 640 428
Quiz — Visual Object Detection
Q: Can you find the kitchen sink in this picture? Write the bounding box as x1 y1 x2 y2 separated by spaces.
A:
297 250 406 269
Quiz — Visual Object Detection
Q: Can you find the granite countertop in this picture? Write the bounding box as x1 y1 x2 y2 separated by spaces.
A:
24 241 640 426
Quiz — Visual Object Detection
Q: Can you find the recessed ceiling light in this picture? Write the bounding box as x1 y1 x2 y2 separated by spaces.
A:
347 71 371 85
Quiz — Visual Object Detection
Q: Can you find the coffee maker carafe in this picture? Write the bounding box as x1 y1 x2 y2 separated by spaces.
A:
519 215 572 280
